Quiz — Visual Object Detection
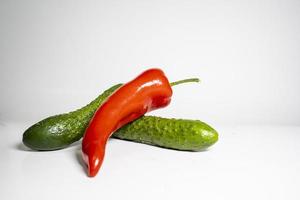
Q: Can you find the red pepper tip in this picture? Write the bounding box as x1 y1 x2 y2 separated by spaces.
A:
82 145 105 177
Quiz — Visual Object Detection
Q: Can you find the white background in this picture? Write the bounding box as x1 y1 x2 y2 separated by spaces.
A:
0 0 299 199
1 0 299 125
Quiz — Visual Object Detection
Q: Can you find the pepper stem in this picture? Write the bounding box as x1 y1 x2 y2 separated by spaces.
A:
170 78 200 87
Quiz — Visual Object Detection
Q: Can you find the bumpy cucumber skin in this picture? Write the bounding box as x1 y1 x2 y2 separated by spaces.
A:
22 84 122 150
113 116 218 151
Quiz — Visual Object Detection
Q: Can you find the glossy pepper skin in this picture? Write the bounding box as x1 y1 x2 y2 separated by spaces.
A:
82 68 173 177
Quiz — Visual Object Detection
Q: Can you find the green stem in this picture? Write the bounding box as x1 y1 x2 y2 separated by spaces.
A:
170 78 200 87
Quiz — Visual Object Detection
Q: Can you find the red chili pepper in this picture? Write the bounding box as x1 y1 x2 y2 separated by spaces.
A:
82 68 199 177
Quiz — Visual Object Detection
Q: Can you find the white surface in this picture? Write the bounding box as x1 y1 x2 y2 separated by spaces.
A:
1 122 299 200
1 0 300 125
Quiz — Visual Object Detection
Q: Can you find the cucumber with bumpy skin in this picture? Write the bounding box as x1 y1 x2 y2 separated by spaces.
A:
22 84 122 150
113 116 218 151
23 84 218 151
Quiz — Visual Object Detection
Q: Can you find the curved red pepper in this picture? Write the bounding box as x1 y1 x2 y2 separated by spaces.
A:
82 68 173 177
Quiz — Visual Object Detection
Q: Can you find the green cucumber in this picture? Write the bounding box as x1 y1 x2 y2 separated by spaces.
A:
23 84 218 151
22 84 122 150
113 116 218 151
